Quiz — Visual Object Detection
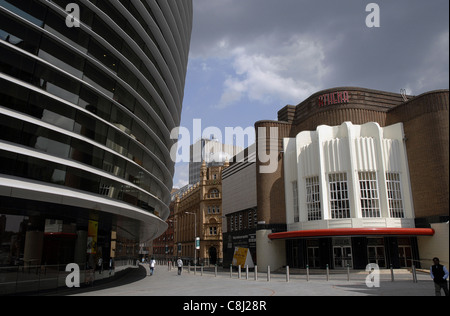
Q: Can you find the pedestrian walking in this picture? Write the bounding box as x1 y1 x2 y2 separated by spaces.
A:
150 257 156 276
97 257 103 274
430 257 449 296
177 257 183 275
109 257 114 276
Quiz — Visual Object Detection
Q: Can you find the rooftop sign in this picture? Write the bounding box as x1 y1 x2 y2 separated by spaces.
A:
318 91 349 107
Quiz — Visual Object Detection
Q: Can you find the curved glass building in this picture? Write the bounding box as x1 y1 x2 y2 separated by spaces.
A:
0 0 192 268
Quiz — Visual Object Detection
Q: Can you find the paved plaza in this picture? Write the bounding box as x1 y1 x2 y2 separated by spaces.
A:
57 263 437 297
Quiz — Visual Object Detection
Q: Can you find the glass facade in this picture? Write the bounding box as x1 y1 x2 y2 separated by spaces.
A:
0 0 192 276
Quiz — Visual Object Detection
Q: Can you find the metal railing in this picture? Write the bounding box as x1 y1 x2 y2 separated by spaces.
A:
0 259 137 296
178 262 433 284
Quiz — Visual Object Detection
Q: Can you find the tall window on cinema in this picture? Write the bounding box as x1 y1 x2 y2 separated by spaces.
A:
359 172 380 218
386 173 404 218
329 173 350 219
306 176 321 221
292 181 299 222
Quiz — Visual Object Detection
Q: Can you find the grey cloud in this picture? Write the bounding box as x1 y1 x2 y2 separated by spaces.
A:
189 0 449 104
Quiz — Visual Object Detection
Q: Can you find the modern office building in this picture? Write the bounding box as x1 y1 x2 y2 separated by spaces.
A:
255 87 448 271
0 0 192 268
189 136 243 185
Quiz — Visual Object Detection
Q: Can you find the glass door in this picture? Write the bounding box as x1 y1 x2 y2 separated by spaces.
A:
398 246 412 267
333 246 352 268
290 245 299 268
307 247 320 268
368 246 386 268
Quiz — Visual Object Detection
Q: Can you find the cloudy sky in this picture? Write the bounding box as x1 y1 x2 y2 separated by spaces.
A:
172 0 449 188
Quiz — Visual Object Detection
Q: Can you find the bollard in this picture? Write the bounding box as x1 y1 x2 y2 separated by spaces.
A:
390 264 394 282
238 265 241 279
188 262 190 274
412 265 417 283
254 265 258 281
326 264 329 281
286 266 290 282
267 265 271 282
230 265 233 278
215 265 217 277
201 265 203 276
306 265 310 282
347 264 350 281
246 265 249 280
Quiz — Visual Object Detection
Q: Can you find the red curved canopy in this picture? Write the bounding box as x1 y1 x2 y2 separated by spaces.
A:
268 228 435 240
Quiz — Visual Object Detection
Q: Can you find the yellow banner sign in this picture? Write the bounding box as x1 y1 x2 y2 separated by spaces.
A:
87 220 98 254
232 247 254 268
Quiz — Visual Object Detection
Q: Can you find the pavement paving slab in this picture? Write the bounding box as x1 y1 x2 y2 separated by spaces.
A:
63 264 436 297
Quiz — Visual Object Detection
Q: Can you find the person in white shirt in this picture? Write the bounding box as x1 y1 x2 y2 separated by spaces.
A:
177 258 183 275
150 257 156 276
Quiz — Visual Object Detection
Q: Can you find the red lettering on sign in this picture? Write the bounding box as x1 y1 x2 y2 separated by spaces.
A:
343 91 349 103
318 96 324 107
317 91 349 107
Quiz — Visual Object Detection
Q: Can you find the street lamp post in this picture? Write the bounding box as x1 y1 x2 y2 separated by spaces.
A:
185 212 197 266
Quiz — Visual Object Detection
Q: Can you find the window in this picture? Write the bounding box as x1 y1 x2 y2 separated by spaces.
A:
329 173 350 219
306 176 321 221
386 173 404 218
209 189 219 198
292 181 299 222
359 172 380 218
232 214 238 232
210 227 217 235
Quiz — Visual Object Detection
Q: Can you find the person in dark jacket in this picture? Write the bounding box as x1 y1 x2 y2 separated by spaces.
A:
430 257 449 296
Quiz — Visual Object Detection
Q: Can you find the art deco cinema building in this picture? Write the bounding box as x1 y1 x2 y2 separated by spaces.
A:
255 87 448 271
0 0 192 266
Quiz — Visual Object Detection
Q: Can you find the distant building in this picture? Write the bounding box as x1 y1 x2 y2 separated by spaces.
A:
189 137 242 184
152 195 176 261
175 161 228 265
